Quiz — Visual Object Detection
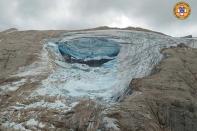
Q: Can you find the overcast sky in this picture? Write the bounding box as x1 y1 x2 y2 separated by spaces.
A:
0 0 196 36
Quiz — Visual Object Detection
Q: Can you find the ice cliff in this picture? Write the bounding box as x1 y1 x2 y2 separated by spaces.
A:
57 37 120 66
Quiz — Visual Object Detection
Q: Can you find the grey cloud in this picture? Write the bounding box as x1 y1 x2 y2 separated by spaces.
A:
0 0 196 36
16 0 55 18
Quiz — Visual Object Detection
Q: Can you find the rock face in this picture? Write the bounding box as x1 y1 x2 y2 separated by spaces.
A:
107 47 197 131
58 37 121 66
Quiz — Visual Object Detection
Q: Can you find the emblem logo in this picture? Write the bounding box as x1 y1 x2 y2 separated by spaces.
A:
174 2 191 20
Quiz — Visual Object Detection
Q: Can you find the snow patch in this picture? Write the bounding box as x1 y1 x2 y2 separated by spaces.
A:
38 122 45 128
14 100 66 110
0 78 26 94
11 100 78 111
103 117 120 131
26 119 45 128
26 119 38 126
2 122 29 131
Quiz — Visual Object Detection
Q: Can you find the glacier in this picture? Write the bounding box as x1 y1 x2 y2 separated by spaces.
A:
30 30 197 102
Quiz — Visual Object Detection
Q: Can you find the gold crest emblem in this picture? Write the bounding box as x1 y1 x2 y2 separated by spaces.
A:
174 2 191 20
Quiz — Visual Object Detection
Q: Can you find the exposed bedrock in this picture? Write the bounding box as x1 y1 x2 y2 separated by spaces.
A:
57 37 121 66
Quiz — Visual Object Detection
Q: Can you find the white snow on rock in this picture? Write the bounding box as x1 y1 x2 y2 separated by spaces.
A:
25 118 46 128
2 122 30 131
2 119 46 130
103 117 120 131
26 119 38 126
38 122 45 128
10 100 79 112
0 78 26 94
11 100 67 110
24 100 66 110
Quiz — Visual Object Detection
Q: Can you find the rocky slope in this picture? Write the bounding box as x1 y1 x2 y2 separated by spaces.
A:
0 29 64 78
107 46 197 131
0 27 197 131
